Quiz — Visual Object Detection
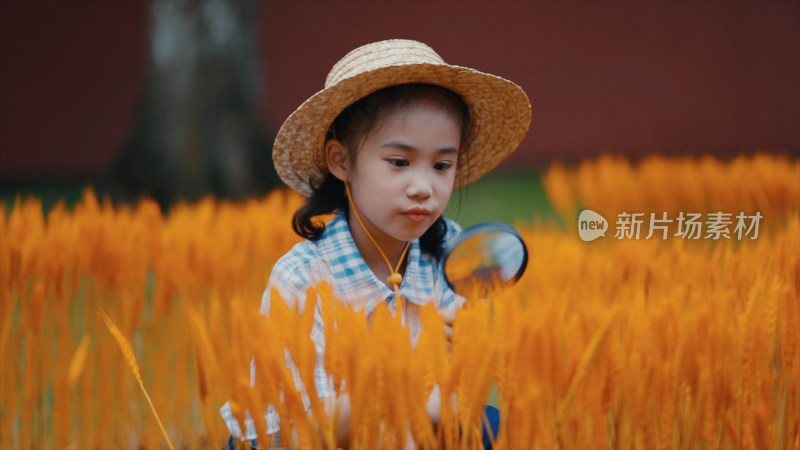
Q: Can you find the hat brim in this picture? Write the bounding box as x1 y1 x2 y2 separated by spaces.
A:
273 63 532 197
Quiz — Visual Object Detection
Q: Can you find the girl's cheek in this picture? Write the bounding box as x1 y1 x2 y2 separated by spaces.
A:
440 171 457 187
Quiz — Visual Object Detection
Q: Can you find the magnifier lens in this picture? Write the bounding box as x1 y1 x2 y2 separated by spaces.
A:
443 223 528 298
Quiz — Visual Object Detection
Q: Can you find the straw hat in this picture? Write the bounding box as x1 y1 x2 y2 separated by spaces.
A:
273 39 532 197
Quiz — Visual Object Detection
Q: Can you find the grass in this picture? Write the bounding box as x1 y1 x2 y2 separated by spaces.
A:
445 170 560 228
1 181 88 215
2 171 557 228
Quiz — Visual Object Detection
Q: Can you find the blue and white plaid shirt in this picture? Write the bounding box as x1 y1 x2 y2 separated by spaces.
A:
221 211 462 442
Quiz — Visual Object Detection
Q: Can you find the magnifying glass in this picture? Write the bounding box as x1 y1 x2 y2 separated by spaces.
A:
441 222 528 298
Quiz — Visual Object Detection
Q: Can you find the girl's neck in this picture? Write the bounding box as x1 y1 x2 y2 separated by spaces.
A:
345 211 408 283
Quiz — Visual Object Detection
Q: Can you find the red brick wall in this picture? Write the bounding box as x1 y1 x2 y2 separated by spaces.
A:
1 1 797 180
261 1 799 167
0 1 146 180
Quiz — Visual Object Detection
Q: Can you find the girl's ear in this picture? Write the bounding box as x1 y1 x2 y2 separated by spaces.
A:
326 139 350 182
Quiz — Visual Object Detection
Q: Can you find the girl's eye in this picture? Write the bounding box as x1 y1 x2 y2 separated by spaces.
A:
388 159 409 168
434 162 453 172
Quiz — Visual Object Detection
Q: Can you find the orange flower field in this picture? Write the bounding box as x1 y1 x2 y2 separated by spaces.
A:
1 154 798 449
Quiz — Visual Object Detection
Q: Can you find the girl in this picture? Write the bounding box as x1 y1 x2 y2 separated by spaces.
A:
222 39 531 448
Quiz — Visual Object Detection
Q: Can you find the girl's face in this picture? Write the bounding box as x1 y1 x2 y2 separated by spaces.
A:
327 99 461 245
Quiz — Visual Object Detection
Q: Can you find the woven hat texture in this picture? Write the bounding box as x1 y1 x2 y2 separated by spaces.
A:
273 39 532 197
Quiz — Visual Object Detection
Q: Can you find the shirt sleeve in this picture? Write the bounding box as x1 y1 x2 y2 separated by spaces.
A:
263 247 335 401
222 245 334 440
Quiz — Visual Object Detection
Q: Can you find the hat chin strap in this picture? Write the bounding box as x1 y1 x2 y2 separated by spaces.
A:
344 182 411 320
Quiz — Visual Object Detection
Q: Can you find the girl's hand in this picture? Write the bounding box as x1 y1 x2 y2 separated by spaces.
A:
403 429 417 450
439 308 455 350
323 393 351 448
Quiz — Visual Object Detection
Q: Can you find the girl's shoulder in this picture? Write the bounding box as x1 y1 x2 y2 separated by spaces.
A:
443 217 462 234
443 217 462 244
270 238 325 283
264 239 327 312
270 212 353 288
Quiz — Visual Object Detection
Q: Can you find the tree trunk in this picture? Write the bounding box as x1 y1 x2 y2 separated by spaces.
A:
106 0 279 208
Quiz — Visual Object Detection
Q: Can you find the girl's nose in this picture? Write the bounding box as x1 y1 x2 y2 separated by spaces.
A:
406 176 433 199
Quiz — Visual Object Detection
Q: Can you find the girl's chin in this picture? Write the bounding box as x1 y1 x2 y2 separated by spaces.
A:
386 230 422 243
392 222 435 242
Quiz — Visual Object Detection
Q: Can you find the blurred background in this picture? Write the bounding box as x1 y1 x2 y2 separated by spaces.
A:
1 0 798 223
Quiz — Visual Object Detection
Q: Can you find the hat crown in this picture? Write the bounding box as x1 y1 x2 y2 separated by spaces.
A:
274 39 531 197
325 39 446 88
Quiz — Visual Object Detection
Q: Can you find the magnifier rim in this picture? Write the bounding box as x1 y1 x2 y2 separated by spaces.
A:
441 221 529 294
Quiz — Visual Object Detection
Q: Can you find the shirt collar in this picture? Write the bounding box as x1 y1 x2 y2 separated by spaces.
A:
317 211 434 314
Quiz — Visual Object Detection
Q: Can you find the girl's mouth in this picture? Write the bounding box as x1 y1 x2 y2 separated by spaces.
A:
403 208 430 223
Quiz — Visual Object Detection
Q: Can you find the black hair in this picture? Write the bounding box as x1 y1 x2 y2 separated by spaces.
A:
291 83 471 259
